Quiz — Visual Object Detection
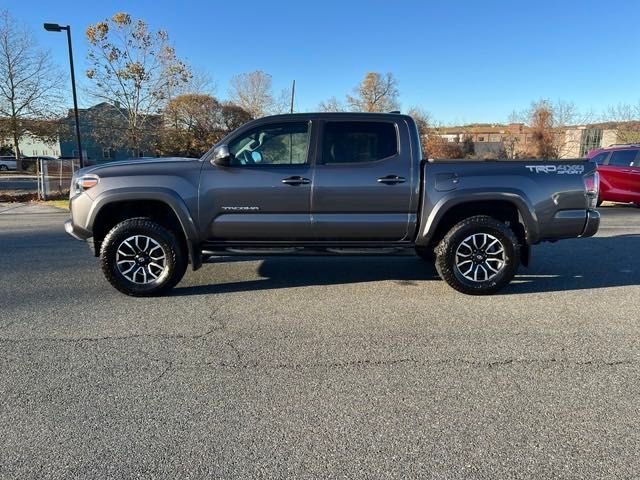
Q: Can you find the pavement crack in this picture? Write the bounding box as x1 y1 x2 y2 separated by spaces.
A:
225 340 242 363
0 329 217 344
213 357 635 371
150 361 173 383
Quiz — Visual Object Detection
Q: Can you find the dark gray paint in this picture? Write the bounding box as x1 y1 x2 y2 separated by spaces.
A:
65 113 600 269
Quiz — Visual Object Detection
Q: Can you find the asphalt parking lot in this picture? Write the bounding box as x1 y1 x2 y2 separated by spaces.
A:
0 203 638 479
0 175 38 191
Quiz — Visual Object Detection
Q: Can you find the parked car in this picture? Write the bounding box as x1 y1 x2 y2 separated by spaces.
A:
65 112 600 296
587 144 640 207
0 156 17 171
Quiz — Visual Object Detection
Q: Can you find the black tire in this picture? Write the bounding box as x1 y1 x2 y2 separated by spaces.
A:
100 218 187 297
415 247 435 262
596 197 603 207
434 215 520 295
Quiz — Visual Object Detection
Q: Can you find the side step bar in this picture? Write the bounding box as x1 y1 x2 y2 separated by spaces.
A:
201 245 414 259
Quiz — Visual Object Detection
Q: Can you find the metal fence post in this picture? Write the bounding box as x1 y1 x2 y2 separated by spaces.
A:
37 158 43 200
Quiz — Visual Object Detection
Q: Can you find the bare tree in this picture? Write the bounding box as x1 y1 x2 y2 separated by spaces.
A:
512 99 587 158
406 107 464 159
407 107 432 134
347 72 400 113
85 12 191 153
318 96 344 112
0 10 64 170
501 130 520 159
170 67 216 98
229 70 287 118
605 102 640 144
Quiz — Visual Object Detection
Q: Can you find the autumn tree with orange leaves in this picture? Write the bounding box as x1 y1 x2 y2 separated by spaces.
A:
85 12 191 153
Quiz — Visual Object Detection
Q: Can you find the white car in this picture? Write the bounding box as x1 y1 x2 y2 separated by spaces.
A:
0 156 18 171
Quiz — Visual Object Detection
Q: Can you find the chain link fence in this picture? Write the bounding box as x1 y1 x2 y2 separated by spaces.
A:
37 158 80 200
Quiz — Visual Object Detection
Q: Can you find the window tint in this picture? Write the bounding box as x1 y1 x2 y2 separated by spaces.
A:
592 152 609 165
229 122 309 166
322 122 397 164
609 149 638 166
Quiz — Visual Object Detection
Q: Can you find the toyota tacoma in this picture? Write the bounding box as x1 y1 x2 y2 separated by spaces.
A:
65 112 600 296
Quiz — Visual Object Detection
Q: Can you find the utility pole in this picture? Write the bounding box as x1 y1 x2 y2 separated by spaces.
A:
44 22 84 168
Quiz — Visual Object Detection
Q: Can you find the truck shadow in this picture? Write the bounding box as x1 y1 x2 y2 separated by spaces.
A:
173 234 639 296
503 233 640 295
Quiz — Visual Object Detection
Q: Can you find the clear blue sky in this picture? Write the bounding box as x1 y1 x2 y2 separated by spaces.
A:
4 0 639 124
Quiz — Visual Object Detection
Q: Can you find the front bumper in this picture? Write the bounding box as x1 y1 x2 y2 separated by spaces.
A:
580 209 600 238
64 219 91 241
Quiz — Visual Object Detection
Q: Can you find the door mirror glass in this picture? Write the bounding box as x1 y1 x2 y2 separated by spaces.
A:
211 145 231 166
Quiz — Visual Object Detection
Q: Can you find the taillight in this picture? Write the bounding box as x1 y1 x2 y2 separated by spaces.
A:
584 171 599 209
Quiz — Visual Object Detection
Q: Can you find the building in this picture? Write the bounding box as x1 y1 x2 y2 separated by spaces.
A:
433 122 630 158
59 102 160 163
1 131 61 157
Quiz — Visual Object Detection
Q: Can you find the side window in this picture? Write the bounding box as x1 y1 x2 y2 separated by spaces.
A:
322 121 398 164
592 152 609 165
229 122 309 166
609 149 638 167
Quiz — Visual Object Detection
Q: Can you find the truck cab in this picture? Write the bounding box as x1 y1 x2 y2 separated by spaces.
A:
200 113 419 243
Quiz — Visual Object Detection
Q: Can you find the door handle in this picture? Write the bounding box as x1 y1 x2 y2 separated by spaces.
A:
281 176 311 186
377 175 406 185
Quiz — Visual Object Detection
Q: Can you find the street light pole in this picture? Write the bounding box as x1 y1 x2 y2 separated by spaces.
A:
44 23 84 169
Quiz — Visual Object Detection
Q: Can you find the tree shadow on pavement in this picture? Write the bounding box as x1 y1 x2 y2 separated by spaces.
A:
172 234 639 296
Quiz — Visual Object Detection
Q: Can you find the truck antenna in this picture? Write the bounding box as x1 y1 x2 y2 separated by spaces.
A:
290 80 296 114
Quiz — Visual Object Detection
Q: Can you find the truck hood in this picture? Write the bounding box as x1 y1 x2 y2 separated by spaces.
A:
78 157 199 176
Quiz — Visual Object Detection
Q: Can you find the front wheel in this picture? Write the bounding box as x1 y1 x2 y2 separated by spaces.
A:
435 215 520 295
100 218 187 296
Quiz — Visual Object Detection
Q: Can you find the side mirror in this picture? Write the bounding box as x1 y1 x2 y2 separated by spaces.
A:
211 145 231 166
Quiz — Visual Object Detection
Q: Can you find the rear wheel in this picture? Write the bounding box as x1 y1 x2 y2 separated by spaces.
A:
100 218 187 296
435 215 520 295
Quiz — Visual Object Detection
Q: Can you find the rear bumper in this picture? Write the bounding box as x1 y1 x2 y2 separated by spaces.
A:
580 209 600 238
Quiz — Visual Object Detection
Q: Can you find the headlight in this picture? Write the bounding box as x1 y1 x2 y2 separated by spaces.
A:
72 175 99 196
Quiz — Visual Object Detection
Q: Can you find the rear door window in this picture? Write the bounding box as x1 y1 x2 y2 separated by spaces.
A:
608 149 638 166
321 121 398 164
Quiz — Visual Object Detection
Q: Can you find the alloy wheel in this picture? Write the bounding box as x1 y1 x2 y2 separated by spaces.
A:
454 233 506 282
115 235 168 284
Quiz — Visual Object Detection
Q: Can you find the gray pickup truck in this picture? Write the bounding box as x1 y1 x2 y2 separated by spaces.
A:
65 112 600 296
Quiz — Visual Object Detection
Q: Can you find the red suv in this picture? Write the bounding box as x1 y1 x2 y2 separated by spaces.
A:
587 144 640 207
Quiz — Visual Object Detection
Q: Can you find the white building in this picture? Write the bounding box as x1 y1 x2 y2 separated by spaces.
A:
2 132 61 157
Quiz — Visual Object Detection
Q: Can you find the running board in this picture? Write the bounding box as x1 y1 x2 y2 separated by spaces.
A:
201 245 413 258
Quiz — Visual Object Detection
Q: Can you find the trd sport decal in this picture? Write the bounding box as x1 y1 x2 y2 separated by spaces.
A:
525 165 585 175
